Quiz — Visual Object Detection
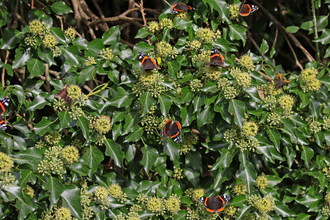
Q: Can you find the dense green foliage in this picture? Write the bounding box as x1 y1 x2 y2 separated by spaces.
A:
0 0 330 219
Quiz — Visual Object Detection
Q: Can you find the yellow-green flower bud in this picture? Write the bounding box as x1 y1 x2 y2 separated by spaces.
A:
256 175 268 189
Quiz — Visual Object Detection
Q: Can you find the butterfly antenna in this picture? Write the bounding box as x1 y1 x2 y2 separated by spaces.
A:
163 0 172 7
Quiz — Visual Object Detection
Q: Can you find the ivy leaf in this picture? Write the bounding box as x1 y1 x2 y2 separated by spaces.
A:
43 176 64 208
76 117 89 139
197 105 215 127
108 87 132 108
228 99 245 128
60 185 83 219
211 148 233 170
0 28 22 49
163 139 180 161
19 169 37 188
158 94 172 117
81 145 104 173
50 1 73 15
141 145 159 175
229 24 247 43
313 29 330 44
104 139 123 167
124 126 144 142
286 26 299 33
185 151 202 173
58 111 72 129
236 163 257 193
300 145 314 168
34 117 52 135
275 202 296 217
184 168 200 188
102 25 120 45
140 92 156 116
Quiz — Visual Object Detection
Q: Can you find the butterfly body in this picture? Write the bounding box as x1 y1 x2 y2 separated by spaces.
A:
198 195 231 213
138 51 160 71
209 46 225 67
0 97 9 130
161 119 182 143
239 0 259 16
172 2 196 14
276 73 290 88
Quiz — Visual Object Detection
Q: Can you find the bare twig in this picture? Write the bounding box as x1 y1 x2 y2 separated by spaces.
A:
163 0 172 7
284 34 304 71
139 0 147 26
92 0 109 30
1 50 9 87
247 30 265 59
89 7 160 27
44 64 51 93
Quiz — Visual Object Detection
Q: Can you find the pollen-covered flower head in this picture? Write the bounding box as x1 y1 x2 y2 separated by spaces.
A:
196 28 215 43
100 48 114 61
95 115 112 134
242 121 258 138
254 195 276 214
232 183 247 196
224 206 237 217
279 95 294 114
191 188 205 202
61 145 79 164
0 153 13 173
146 197 166 216
160 18 173 29
165 194 181 214
29 19 44 35
67 85 82 100
43 34 56 49
94 186 109 203
240 54 255 71
147 21 159 33
108 184 122 199
206 66 222 81
64 27 76 39
229 4 240 19
256 175 268 189
54 207 72 220
301 67 318 82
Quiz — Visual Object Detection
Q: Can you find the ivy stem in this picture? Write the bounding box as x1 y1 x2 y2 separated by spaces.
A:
311 0 319 61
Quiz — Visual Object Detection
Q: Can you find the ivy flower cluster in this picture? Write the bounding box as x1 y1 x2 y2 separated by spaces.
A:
80 181 94 220
185 188 205 202
173 167 184 180
156 41 178 59
240 54 255 71
300 67 321 93
235 138 259 152
133 71 167 98
229 4 240 19
279 95 294 115
256 175 268 189
248 194 276 217
205 66 222 81
37 146 65 178
243 121 259 137
61 145 79 164
196 28 216 43
108 184 127 203
100 48 114 61
180 133 198 154
231 67 252 90
232 183 247 196
146 197 166 216
64 27 76 39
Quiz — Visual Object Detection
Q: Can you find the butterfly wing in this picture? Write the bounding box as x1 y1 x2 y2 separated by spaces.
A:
172 2 195 14
239 2 259 16
0 97 9 115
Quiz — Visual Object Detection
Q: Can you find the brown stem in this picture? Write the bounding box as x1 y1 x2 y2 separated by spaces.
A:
1 50 9 87
284 34 303 71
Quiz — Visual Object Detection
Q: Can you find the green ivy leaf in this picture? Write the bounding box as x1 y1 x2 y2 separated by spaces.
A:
14 148 42 170
60 185 83 219
76 117 89 139
164 139 180 161
228 99 245 128
135 27 151 38
18 169 37 188
185 151 202 173
102 25 120 45
43 176 65 207
173 17 193 30
108 87 132 108
228 24 247 43
81 145 104 173
124 125 144 142
313 29 330 44
158 94 172 116
285 26 299 33
300 145 314 168
197 105 215 127
104 139 123 167
275 202 296 217
141 145 159 175
58 111 72 129
236 163 257 193
34 117 52 135
50 1 73 15
184 168 199 188
211 148 233 170
26 58 46 78
0 28 22 49
140 92 156 116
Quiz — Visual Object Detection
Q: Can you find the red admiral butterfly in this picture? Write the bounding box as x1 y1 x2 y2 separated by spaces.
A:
198 195 231 213
209 46 225 67
161 119 182 143
172 2 196 14
275 73 290 88
239 0 259 16
138 51 160 71
0 97 9 130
